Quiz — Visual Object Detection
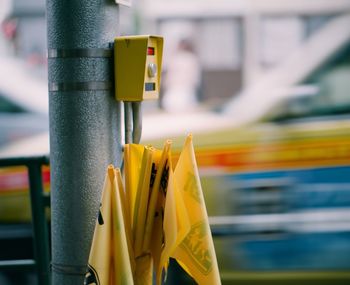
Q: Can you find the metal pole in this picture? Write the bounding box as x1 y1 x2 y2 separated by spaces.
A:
47 1 121 284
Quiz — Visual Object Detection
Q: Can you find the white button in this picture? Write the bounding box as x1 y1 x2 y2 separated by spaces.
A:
148 63 157 78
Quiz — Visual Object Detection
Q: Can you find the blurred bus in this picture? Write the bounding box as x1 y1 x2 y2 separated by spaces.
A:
140 1 350 283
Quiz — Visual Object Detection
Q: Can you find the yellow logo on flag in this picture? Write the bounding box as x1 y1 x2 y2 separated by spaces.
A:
184 172 202 203
180 221 213 275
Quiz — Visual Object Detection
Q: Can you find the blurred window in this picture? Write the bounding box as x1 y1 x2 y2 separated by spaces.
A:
304 15 336 38
308 47 350 112
237 186 287 215
197 18 242 70
159 18 243 101
159 18 243 70
260 16 304 68
0 94 26 113
236 179 290 215
269 43 350 121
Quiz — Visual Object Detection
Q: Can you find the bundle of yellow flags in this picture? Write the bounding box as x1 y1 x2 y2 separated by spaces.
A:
85 135 221 285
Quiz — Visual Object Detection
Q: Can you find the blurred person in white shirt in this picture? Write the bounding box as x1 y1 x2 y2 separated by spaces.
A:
162 38 201 113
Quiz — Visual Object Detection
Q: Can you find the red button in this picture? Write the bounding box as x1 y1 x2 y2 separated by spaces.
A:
147 47 155 55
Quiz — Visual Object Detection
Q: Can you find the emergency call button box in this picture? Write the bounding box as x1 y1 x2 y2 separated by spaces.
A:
114 35 164 101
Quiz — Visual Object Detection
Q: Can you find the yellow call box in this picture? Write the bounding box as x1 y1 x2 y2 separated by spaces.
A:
114 35 163 101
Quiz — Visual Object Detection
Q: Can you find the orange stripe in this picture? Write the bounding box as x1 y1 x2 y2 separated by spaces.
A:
194 139 350 172
0 167 51 193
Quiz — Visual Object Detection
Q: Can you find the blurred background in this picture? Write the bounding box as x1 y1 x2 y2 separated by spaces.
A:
1 0 350 284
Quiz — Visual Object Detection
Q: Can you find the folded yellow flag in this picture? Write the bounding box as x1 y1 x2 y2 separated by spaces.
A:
134 254 153 285
127 144 164 285
171 135 221 285
156 161 191 285
133 146 155 258
124 144 144 227
85 166 134 285
86 136 221 285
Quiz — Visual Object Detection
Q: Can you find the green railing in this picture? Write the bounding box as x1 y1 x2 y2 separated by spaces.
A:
0 156 51 285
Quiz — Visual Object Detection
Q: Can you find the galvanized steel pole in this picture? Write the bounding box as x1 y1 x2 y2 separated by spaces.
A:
47 1 121 284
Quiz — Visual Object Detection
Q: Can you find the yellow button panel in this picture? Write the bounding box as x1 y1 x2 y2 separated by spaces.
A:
114 35 164 101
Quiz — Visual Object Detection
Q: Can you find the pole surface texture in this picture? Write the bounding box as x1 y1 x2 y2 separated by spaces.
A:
47 1 121 284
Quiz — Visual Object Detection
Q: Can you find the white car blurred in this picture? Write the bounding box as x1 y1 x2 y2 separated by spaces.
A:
0 57 48 147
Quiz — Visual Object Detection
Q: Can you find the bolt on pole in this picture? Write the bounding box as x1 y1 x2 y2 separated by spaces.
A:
47 1 121 284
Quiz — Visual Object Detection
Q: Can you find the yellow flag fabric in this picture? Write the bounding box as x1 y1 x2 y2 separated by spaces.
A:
133 146 155 258
86 165 134 285
143 140 171 254
156 164 191 285
125 145 161 285
124 144 144 227
143 140 177 282
115 168 136 274
131 146 159 285
134 254 153 285
171 135 221 285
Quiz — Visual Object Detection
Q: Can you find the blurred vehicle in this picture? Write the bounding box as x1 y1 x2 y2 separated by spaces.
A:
0 56 48 147
0 57 48 221
1 11 350 285
0 56 48 284
146 13 350 283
